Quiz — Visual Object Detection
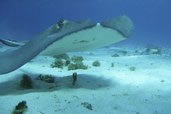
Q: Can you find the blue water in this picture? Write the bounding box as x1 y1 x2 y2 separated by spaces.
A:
0 0 171 46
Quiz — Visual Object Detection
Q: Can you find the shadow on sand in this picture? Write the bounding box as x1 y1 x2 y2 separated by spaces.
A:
0 73 113 96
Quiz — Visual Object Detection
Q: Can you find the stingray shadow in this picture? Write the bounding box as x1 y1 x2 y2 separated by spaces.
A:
0 73 113 96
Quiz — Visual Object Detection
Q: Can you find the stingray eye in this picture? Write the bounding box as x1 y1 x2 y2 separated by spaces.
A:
55 24 60 29
57 19 65 28
49 19 69 35
57 19 69 29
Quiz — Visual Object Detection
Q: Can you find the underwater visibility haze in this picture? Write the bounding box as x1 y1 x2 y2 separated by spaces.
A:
0 0 171 114
0 0 171 46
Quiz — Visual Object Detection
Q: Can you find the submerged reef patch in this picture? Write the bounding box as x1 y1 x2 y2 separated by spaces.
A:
51 59 64 69
51 53 71 69
68 56 88 70
53 53 70 60
68 62 88 70
71 56 84 63
51 55 88 70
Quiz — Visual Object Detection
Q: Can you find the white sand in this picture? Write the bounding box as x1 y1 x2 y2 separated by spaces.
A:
0 46 171 114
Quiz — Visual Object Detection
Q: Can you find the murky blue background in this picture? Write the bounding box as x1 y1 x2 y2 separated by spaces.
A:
0 0 170 46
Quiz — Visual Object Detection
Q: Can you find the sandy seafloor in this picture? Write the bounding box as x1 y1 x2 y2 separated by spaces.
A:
0 44 171 114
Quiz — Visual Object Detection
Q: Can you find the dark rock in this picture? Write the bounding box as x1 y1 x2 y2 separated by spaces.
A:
92 60 101 67
112 54 120 57
81 102 93 110
12 101 27 114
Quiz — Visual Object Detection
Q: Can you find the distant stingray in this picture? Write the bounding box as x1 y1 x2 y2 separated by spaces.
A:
0 39 24 47
0 15 134 75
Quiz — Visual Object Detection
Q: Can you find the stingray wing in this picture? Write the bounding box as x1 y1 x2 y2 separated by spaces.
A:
0 15 134 75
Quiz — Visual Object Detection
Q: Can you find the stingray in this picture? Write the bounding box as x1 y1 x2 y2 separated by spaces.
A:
0 15 134 75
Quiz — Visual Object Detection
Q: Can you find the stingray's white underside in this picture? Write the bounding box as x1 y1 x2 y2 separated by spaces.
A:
40 24 125 56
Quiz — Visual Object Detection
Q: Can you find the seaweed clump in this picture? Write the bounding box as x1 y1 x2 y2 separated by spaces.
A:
92 60 101 67
68 56 88 70
71 56 83 63
51 55 88 70
54 53 70 60
19 74 33 89
65 60 71 66
51 59 64 69
11 101 27 114
51 53 71 69
68 62 88 70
